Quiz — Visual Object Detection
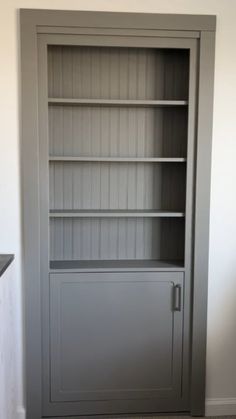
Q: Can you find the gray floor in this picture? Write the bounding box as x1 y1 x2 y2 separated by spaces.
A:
103 416 236 419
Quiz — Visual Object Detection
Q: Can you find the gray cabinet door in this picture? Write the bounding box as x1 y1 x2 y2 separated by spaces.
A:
49 271 184 414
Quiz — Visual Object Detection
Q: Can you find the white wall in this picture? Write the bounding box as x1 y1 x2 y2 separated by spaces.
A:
0 263 19 419
1 0 236 417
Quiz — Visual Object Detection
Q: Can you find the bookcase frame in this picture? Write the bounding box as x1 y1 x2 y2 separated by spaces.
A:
20 9 216 419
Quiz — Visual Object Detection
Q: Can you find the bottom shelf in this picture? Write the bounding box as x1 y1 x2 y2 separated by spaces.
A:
50 259 184 272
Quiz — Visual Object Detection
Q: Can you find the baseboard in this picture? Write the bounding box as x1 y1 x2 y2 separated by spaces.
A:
17 406 26 419
205 397 236 416
16 401 236 418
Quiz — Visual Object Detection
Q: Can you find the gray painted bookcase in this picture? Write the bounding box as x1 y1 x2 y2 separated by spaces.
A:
20 10 216 419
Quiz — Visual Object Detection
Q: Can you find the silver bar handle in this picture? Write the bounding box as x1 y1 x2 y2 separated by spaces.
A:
173 284 181 311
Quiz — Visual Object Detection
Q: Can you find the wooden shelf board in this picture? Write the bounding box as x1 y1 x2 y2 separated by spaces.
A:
50 259 185 272
49 156 187 163
49 209 185 218
48 98 188 107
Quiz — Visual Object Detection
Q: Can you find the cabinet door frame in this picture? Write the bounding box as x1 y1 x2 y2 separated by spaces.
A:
49 272 184 414
20 9 216 419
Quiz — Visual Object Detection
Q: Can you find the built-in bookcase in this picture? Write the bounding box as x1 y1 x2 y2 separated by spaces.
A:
21 10 216 418
48 45 189 269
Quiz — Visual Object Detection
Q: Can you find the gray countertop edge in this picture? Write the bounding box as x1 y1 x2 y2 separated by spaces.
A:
0 254 14 278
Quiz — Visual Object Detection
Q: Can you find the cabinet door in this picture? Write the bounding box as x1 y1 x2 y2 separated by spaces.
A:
49 272 184 414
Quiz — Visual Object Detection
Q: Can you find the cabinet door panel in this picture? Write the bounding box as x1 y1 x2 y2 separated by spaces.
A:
50 272 184 404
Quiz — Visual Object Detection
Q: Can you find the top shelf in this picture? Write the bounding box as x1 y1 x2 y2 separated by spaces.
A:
48 98 188 107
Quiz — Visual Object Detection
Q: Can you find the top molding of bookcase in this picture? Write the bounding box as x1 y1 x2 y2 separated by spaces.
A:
20 9 216 32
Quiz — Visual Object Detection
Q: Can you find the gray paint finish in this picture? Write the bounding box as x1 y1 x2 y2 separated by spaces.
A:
50 218 184 262
21 9 216 31
43 36 189 416
20 9 216 419
47 42 188 268
191 30 216 416
48 46 189 100
50 272 183 406
20 14 42 419
49 259 185 271
0 255 14 277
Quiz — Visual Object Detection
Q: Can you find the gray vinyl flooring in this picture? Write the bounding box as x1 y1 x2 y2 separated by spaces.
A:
103 416 236 419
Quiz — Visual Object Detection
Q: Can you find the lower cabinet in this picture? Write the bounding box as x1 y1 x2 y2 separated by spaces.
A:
48 271 185 416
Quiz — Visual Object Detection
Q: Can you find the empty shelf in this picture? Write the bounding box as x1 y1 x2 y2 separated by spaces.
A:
48 98 188 107
50 259 185 272
49 156 187 163
49 209 185 218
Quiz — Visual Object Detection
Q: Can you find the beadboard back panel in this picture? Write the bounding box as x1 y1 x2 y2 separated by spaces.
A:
48 46 189 100
48 106 188 158
48 45 188 264
50 217 185 261
49 162 186 210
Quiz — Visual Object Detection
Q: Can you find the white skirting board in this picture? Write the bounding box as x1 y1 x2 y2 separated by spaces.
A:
17 407 26 419
17 400 236 418
205 398 236 416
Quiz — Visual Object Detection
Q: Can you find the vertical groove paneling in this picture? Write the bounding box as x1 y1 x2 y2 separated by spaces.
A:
48 45 188 262
50 218 169 261
48 46 189 100
49 107 187 158
50 163 185 211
